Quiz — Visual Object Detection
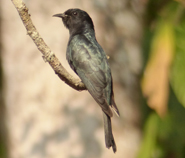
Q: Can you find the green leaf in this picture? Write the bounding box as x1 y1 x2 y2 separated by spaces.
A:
142 21 175 117
137 113 160 158
170 21 185 108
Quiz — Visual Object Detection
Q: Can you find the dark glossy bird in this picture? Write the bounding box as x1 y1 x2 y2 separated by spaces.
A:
53 8 120 153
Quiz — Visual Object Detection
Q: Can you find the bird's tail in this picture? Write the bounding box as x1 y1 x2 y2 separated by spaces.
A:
103 112 117 153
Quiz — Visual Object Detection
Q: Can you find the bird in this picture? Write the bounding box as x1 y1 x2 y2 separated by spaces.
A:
53 8 120 153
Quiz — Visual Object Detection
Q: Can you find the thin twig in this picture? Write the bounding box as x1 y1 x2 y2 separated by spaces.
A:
11 0 86 91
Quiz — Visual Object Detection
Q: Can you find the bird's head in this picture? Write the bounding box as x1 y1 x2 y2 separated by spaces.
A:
53 8 94 36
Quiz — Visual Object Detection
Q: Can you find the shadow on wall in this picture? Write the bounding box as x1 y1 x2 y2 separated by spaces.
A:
26 105 102 158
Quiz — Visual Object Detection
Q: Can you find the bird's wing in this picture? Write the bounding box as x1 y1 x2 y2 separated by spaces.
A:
68 36 113 117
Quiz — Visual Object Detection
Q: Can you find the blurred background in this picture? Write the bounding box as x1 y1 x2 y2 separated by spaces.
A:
0 0 185 158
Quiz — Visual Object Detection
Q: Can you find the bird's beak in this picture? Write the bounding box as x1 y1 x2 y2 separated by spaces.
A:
53 13 65 18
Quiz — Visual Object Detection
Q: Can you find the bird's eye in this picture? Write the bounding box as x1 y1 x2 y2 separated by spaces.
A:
73 11 77 16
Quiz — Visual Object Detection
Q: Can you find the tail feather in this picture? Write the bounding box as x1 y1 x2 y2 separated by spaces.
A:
111 89 120 117
103 112 117 153
111 97 120 117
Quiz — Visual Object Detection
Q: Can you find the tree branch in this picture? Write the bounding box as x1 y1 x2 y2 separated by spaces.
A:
11 0 86 91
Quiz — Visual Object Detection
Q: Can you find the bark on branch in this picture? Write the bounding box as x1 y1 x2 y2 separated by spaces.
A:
11 0 86 91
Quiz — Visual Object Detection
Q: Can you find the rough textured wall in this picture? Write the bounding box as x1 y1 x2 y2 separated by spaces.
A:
1 0 145 158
